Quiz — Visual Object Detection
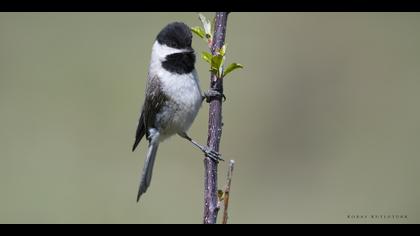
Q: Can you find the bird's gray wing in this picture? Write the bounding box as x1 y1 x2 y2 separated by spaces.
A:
132 75 168 151
143 75 168 136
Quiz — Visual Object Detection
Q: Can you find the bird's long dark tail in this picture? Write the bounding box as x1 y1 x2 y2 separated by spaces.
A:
137 129 160 202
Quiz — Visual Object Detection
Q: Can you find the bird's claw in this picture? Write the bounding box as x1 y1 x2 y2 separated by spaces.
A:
203 89 226 103
203 146 224 163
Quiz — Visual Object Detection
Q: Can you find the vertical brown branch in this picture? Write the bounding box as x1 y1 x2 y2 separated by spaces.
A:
203 12 229 224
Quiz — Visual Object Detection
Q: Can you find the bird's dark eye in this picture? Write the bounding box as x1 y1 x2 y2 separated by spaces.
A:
170 42 178 48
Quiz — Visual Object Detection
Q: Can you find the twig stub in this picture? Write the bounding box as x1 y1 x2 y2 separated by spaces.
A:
222 160 235 224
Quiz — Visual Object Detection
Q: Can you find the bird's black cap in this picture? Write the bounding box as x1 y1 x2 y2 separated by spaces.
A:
156 22 193 49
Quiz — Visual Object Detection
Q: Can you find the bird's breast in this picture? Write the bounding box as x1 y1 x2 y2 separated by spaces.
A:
157 69 202 135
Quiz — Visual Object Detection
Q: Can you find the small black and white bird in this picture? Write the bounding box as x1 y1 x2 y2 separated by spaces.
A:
132 22 223 202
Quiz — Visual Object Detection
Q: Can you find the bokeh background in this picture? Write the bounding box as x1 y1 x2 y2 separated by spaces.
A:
0 12 419 224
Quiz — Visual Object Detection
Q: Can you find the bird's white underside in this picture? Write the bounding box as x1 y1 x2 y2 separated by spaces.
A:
147 41 203 141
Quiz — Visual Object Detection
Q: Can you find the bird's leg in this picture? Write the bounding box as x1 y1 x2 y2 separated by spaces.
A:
203 88 226 103
178 132 224 163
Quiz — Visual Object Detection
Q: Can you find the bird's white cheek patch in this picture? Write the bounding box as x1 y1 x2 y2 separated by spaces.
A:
151 41 189 61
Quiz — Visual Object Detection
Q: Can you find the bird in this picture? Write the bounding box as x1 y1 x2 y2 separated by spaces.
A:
132 22 223 202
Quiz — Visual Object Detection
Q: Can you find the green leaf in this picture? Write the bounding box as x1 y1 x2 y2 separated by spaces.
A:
198 13 212 39
219 44 226 57
211 54 224 77
201 52 213 64
191 26 206 39
210 68 218 75
211 55 223 69
223 63 244 78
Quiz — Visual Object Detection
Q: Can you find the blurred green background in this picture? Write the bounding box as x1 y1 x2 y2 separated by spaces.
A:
0 12 419 224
